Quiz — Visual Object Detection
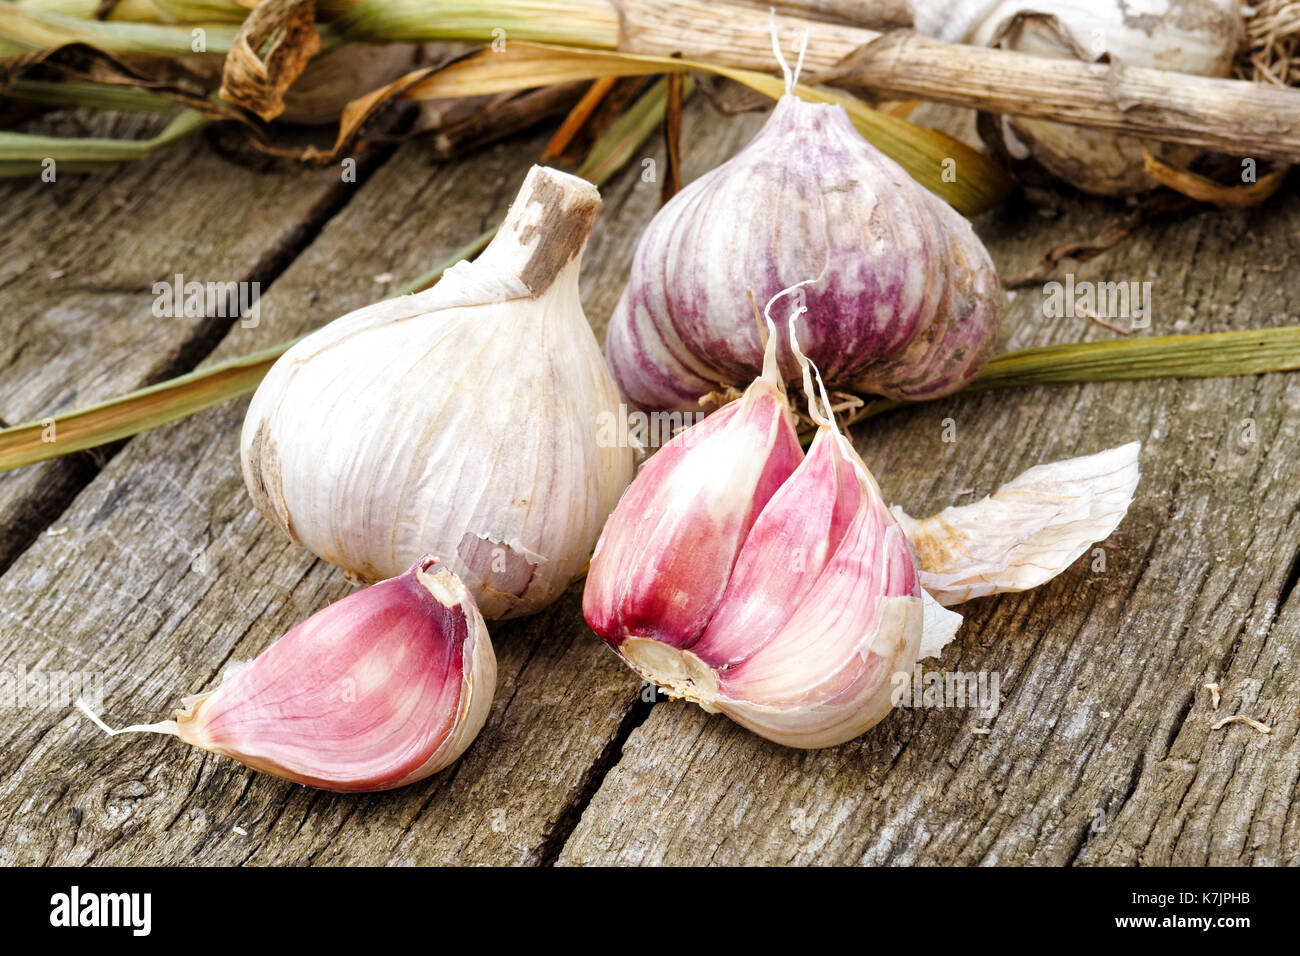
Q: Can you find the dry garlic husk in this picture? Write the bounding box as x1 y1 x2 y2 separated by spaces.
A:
911 0 1243 195
587 292 1141 749
242 166 634 620
79 557 495 793
892 441 1141 606
605 82 1001 413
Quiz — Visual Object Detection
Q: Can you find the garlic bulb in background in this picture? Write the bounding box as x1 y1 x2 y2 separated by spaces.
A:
910 0 1244 195
80 557 496 792
242 166 635 620
606 90 1001 414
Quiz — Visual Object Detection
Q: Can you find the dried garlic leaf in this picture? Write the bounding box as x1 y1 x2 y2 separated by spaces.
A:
893 442 1140 606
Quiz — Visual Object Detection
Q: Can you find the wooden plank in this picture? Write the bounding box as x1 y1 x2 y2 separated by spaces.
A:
0 102 768 865
0 112 348 572
558 185 1300 865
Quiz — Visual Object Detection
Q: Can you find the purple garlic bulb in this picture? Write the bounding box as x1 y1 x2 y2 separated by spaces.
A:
606 94 1002 412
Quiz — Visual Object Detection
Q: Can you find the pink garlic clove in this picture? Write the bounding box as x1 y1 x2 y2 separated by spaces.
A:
586 298 930 749
714 454 921 748
687 427 864 669
582 370 803 651
80 556 495 792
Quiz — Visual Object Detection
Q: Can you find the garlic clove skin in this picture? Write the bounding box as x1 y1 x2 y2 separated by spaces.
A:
892 441 1142 605
687 427 864 668
605 93 1001 413
582 368 803 651
153 557 492 792
712 460 923 749
242 166 634 619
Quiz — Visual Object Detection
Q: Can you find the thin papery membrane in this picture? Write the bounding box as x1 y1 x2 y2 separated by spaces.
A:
892 441 1142 606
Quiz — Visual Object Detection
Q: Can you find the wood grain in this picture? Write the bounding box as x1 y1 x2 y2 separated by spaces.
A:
0 111 345 573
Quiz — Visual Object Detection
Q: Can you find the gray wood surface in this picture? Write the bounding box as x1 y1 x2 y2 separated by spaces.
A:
0 97 1296 865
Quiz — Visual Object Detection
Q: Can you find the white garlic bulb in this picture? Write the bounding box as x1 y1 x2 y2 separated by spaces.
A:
241 166 634 620
911 0 1244 195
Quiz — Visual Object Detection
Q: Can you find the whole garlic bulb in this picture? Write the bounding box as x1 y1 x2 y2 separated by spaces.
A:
606 93 1001 413
911 0 1244 196
242 166 634 620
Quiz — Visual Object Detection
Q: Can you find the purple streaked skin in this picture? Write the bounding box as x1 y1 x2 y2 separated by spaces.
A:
606 95 1002 412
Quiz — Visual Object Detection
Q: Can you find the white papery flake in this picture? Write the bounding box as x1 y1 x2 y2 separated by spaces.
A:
893 442 1141 606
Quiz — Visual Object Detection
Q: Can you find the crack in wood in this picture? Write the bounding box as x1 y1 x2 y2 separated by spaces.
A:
537 694 656 867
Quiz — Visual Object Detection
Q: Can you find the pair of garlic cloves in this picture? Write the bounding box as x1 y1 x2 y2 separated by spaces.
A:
586 292 1140 749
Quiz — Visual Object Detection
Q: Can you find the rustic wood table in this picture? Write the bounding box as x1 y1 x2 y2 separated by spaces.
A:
2 100 1296 866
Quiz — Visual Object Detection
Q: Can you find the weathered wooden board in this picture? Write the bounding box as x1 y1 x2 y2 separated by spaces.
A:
0 102 765 865
0 112 346 574
559 185 1300 865
2 94 1297 866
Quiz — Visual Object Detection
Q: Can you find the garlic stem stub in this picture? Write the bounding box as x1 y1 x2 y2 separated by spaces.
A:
606 89 1001 413
241 165 635 619
79 557 496 793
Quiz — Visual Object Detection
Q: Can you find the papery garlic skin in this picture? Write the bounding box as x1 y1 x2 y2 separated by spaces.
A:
912 0 1243 195
605 94 1000 413
82 557 496 793
242 166 634 619
893 441 1141 605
